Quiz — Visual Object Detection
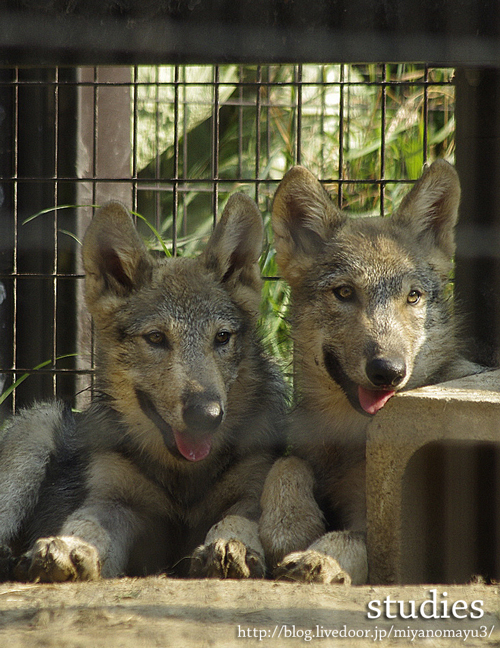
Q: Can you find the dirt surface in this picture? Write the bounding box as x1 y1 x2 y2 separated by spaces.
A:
0 578 498 647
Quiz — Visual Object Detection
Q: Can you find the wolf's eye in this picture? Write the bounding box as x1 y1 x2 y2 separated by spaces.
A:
333 285 354 301
144 331 167 346
215 330 231 346
407 290 422 305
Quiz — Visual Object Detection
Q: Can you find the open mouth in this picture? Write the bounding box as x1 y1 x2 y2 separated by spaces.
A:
323 346 396 416
135 389 213 462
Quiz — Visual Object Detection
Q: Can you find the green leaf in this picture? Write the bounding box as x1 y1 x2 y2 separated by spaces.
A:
0 354 78 406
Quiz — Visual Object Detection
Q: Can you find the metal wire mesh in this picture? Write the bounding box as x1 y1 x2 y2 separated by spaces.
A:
0 63 455 415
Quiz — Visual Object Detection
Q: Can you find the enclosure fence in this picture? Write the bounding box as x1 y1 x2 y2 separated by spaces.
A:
0 63 454 415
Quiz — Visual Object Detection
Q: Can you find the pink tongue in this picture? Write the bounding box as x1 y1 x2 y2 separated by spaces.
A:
173 430 212 462
358 386 395 415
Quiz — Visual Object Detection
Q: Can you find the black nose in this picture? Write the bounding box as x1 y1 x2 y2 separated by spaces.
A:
366 357 406 388
182 396 224 432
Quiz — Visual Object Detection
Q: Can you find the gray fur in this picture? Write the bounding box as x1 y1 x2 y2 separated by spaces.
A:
0 195 286 582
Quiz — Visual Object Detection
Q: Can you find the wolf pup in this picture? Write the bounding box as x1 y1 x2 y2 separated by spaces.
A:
259 160 482 585
0 195 285 582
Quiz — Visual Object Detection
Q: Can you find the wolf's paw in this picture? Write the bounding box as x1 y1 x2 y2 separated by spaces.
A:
274 549 351 585
189 538 266 579
14 536 101 582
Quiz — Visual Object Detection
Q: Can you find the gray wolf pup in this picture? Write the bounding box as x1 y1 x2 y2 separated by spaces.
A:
259 160 482 585
0 195 285 581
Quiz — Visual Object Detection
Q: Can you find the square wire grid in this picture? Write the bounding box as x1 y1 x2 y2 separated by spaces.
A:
0 64 455 414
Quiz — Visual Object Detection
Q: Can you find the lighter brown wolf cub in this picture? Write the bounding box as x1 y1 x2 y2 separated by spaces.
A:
259 160 483 584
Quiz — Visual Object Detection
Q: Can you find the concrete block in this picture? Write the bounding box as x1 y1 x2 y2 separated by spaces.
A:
366 369 500 585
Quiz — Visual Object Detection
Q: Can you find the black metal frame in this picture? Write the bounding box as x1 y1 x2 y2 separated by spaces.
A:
2 2 500 67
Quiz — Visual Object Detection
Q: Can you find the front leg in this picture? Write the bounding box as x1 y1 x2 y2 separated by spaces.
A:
189 515 265 579
259 456 326 570
259 456 368 585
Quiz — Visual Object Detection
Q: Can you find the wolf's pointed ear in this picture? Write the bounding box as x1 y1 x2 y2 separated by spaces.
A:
394 159 461 258
83 202 152 307
272 166 343 285
201 193 263 306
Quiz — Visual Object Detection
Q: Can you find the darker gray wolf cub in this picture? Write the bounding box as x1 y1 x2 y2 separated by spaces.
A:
259 160 483 585
0 195 285 582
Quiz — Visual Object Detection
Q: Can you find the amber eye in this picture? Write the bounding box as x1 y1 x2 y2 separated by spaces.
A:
144 331 167 346
333 285 354 301
215 330 231 346
407 290 422 305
